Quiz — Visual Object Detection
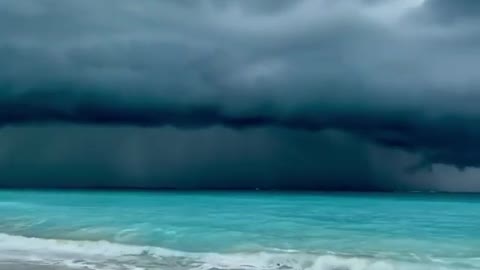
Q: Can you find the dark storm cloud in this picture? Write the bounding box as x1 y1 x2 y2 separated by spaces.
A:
422 0 480 22
1 0 480 170
0 125 389 190
2 124 479 192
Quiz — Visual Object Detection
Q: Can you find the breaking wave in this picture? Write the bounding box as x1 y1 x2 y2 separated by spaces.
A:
0 233 475 270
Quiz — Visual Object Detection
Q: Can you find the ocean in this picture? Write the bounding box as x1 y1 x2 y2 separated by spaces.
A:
0 191 479 270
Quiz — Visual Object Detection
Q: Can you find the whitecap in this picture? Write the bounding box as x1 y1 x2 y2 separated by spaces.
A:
0 233 474 270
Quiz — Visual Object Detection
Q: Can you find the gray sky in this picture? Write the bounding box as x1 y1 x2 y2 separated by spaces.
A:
1 0 480 191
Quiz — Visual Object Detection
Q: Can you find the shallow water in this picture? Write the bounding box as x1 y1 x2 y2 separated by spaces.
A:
0 191 479 269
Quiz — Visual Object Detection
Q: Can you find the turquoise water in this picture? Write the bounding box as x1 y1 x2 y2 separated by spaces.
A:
0 191 479 269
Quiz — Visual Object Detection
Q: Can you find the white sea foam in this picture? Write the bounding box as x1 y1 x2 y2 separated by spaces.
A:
0 233 182 258
0 233 473 270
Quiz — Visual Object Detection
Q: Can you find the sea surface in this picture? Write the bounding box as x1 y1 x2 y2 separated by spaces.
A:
0 191 479 270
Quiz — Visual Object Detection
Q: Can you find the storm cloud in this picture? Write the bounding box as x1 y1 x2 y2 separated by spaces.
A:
1 0 480 190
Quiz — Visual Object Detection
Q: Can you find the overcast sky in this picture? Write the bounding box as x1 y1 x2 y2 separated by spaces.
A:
1 0 480 191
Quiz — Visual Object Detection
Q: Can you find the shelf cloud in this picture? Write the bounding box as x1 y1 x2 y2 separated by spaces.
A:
1 0 480 190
